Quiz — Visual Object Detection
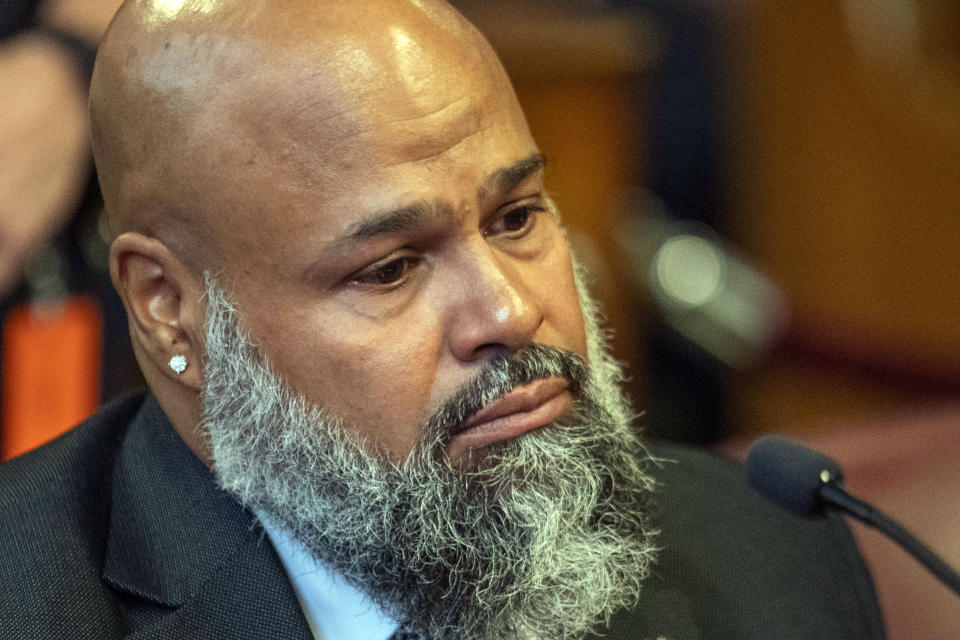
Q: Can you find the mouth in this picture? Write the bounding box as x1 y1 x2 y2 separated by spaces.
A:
446 376 574 461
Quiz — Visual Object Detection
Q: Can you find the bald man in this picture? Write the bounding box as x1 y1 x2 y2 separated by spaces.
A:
0 2 885 639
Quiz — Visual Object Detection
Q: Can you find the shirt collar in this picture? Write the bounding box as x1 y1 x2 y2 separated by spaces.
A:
257 511 400 640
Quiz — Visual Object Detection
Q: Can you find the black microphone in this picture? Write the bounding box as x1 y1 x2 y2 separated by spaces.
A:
746 435 960 597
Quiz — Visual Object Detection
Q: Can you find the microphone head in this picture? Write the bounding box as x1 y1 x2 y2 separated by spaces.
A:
746 435 844 518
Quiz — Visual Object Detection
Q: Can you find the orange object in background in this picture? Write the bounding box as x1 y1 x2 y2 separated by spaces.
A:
1 296 102 461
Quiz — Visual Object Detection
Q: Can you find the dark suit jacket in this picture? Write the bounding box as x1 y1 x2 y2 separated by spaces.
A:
0 392 885 639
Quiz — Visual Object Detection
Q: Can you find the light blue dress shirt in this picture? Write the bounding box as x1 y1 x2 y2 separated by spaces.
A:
257 512 400 640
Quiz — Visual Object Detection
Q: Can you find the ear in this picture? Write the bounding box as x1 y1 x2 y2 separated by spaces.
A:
110 232 204 391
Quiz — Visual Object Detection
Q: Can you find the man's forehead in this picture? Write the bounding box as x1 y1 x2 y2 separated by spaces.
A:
95 0 533 260
107 0 503 165
197 6 526 192
224 54 497 163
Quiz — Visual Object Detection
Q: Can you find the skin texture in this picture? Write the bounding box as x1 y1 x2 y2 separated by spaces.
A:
92 0 588 464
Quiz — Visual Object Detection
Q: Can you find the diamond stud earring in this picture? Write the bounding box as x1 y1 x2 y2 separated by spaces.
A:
169 355 187 375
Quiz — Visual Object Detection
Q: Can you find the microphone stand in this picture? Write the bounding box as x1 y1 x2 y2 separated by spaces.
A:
819 478 960 597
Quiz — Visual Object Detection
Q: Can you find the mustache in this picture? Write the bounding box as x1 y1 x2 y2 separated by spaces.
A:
420 344 588 447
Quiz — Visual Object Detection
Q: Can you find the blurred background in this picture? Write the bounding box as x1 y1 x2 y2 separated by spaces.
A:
1 0 958 637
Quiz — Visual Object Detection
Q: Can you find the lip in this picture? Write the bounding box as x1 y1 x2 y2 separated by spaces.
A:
447 377 572 460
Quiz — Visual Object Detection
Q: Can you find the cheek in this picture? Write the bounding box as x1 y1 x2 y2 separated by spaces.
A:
249 300 444 455
323 339 436 420
539 240 589 359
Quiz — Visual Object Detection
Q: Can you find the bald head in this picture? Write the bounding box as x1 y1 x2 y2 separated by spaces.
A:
90 0 505 269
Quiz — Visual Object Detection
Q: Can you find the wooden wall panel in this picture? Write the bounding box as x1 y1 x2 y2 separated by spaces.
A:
725 0 960 433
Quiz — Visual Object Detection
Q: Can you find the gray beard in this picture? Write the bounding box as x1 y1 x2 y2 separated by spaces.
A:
200 266 658 640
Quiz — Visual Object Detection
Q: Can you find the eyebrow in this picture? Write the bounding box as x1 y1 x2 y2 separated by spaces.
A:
348 199 444 241
310 153 547 269
478 153 546 200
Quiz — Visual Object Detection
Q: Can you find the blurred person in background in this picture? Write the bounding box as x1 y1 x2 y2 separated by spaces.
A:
0 0 120 296
0 0 140 461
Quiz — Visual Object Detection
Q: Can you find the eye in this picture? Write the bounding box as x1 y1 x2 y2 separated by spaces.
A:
486 204 543 238
352 256 419 288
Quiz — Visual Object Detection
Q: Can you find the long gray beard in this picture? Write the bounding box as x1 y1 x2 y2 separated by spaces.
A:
200 267 658 640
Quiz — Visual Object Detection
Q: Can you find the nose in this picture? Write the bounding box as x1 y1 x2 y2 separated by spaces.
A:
445 243 544 362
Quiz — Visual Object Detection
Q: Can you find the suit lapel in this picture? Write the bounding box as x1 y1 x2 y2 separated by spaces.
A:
101 395 311 638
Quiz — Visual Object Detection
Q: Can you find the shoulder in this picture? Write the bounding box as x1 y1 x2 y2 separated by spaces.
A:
0 391 147 638
0 390 145 515
616 440 886 640
645 439 787 523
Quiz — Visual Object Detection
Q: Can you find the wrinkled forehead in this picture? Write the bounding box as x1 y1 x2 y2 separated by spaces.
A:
218 23 511 173
201 32 533 270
